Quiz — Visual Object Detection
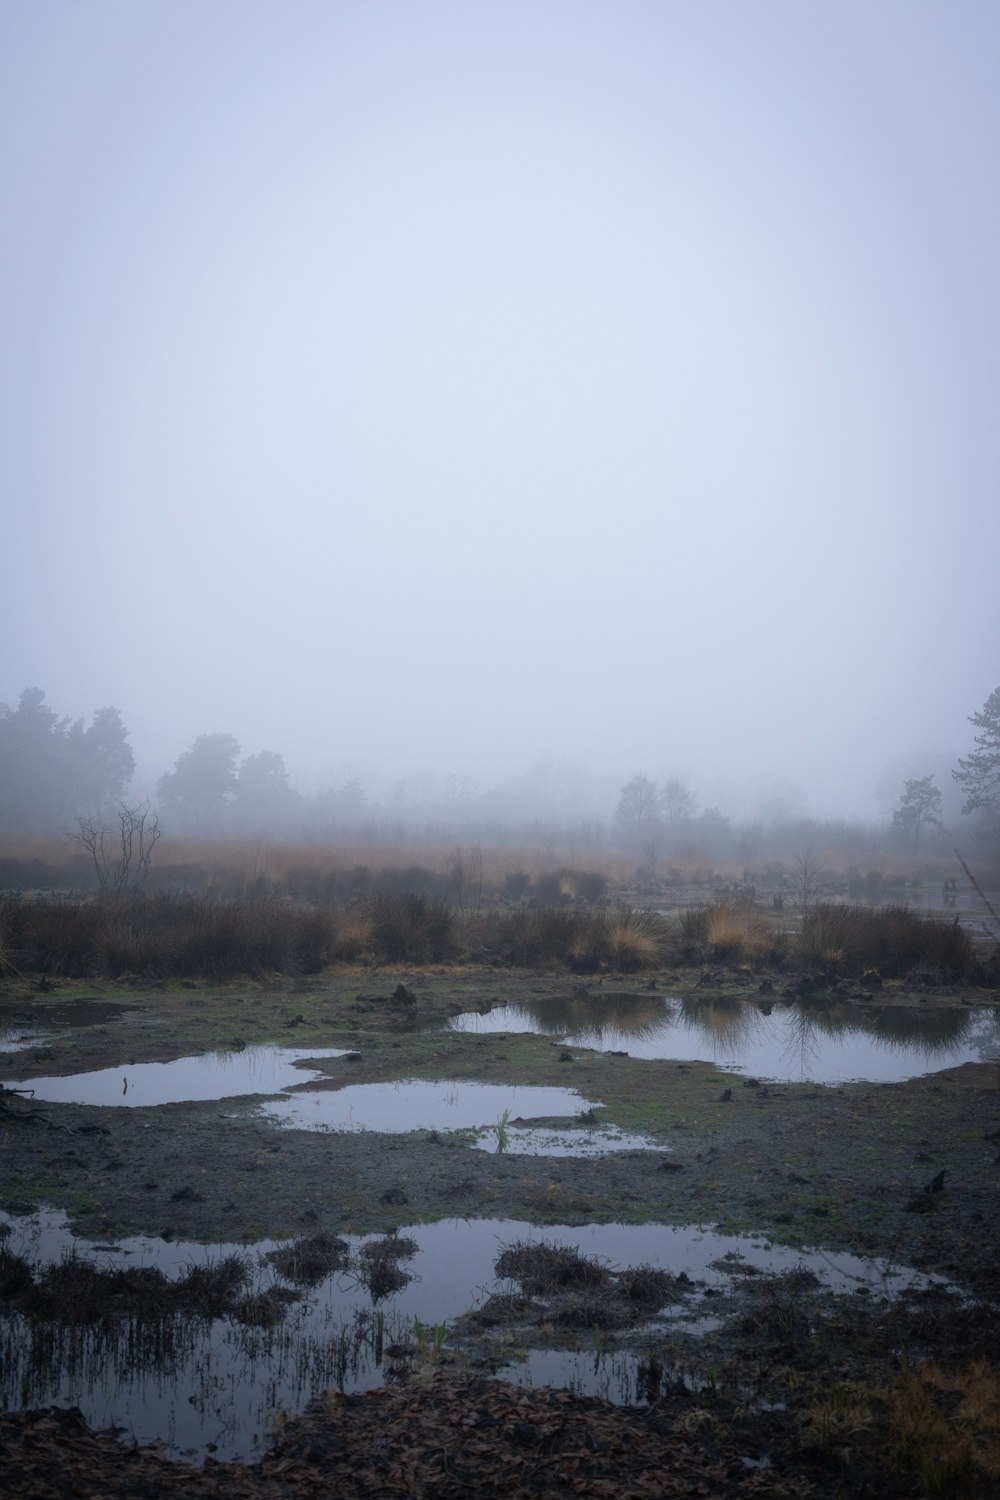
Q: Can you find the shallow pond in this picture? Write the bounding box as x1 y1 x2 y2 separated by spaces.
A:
450 995 1000 1084
3 1054 661 1155
3 1047 351 1106
259 1079 600 1135
0 1208 939 1464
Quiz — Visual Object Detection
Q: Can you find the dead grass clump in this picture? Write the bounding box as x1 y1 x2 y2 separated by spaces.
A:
28 1259 174 1321
353 1232 418 1302
365 894 454 963
482 908 594 968
278 865 342 902
177 1254 251 1315
532 872 564 904
679 905 710 945
2 898 96 976
0 905 20 979
552 1291 633 1330
494 1240 611 1296
173 898 333 978
705 903 773 962
2 894 336 980
330 905 375 961
615 1264 678 1311
798 1360 1000 1497
266 1233 350 1286
0 1246 38 1302
731 1287 811 1346
680 902 776 963
799 903 974 978
232 1290 291 1327
471 1289 536 1326
94 915 159 976
601 906 668 972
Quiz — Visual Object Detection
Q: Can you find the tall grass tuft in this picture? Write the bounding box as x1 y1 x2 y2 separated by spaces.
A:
601 905 668 971
799 903 974 978
365 894 454 963
330 904 375 961
681 901 777 964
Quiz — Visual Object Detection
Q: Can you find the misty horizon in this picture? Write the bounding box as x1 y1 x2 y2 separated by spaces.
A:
3 2 998 828
0 681 983 840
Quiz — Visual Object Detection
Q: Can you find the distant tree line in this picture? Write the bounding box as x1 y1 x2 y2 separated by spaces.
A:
0 688 133 835
2 683 999 852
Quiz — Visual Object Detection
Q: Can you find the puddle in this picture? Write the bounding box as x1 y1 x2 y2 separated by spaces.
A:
1 998 133 1030
258 1080 595 1134
3 1056 654 1155
469 1124 660 1156
0 1209 939 1465
3 1047 351 1107
450 995 1000 1084
1 998 134 1053
0 1027 44 1053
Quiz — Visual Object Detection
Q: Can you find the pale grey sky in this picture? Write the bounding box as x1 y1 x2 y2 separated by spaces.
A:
2 0 998 817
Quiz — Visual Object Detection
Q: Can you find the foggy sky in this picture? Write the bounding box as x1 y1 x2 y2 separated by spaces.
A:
3 1 998 818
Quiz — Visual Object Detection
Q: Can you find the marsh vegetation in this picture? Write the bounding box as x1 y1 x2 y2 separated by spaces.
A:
1 838 998 1496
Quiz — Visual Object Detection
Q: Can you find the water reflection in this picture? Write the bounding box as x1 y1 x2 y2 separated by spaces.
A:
468 1124 659 1156
3 1047 351 1107
0 1209 939 1465
450 995 1000 1084
259 1080 593 1133
0 1027 43 1053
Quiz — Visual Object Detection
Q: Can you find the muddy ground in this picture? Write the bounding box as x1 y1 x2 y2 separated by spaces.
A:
2 963 999 1495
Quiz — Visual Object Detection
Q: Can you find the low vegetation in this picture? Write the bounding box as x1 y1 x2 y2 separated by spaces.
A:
0 875 988 982
798 901 974 978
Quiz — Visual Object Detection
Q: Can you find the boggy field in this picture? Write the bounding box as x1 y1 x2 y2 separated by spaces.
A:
1 939 999 1498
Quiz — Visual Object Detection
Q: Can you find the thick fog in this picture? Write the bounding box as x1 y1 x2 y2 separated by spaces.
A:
3 1 998 822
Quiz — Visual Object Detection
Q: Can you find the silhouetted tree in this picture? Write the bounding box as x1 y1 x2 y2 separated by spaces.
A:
234 750 300 832
0 688 134 834
338 778 369 822
953 686 1000 823
661 776 697 822
157 733 240 832
891 775 944 848
615 775 662 862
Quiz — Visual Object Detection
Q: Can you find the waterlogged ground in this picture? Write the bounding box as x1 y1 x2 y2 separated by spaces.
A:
1 963 999 1485
0 1204 952 1464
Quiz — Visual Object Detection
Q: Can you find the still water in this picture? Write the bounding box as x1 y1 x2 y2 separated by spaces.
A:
4 1047 351 1106
450 994 1000 1084
0 1208 939 1464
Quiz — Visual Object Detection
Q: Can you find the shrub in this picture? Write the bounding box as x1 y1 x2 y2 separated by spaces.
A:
330 904 375 961
366 894 453 963
0 894 334 980
799 904 974 978
502 870 531 900
532 872 564 905
572 869 608 903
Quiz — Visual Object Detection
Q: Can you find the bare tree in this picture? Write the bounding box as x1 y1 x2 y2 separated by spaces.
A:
794 847 825 915
661 776 696 822
75 799 161 892
615 774 665 869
